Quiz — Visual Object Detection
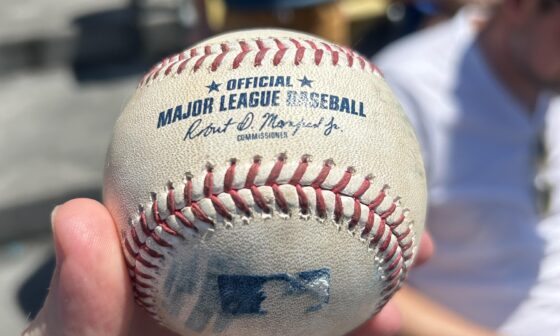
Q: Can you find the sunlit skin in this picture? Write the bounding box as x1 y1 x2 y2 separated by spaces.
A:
512 3 560 93
480 0 560 111
23 199 433 336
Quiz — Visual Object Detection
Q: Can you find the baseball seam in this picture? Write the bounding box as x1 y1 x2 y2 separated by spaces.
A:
122 154 415 317
138 36 382 88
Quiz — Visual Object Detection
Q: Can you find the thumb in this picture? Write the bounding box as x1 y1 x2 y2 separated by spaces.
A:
23 199 133 336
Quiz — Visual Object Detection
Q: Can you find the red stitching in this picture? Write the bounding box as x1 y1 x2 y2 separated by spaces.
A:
389 213 406 227
315 188 327 219
378 232 392 252
131 225 142 247
152 193 180 236
135 277 153 289
353 177 371 198
381 202 397 219
230 189 251 217
331 168 353 194
358 56 366 70
251 185 271 214
386 253 402 272
175 208 196 230
138 36 382 87
164 54 182 76
273 38 287 66
135 268 155 280
136 255 156 268
139 207 150 236
273 184 289 213
295 184 310 215
290 38 305 65
265 154 285 186
362 211 375 237
368 188 387 210
348 199 361 230
211 195 232 220
305 39 324 65
333 44 353 67
152 58 168 80
289 154 309 184
334 193 343 223
387 266 402 281
245 156 261 188
191 203 213 224
183 173 193 206
193 45 212 72
383 242 399 263
311 160 332 188
166 183 176 213
233 41 250 69
135 290 151 298
142 244 162 258
211 43 230 72
150 230 173 247
371 218 386 244
124 239 136 257
321 42 339 66
254 39 269 67
125 154 414 312
203 164 214 198
177 49 198 75
224 159 236 192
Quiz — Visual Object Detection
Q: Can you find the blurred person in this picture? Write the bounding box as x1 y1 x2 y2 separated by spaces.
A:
498 99 560 335
181 0 213 44
396 0 479 28
416 0 495 26
21 200 433 336
221 0 349 45
356 0 484 58
375 0 560 334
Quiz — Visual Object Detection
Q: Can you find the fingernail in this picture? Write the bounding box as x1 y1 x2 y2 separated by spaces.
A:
51 205 60 234
51 205 65 265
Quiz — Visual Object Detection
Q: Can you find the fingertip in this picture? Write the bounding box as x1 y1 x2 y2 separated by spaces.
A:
52 198 118 259
415 231 435 266
50 205 60 234
47 198 133 335
347 303 402 336
54 198 113 229
372 303 402 335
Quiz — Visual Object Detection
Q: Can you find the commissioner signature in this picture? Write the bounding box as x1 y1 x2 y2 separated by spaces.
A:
184 112 340 141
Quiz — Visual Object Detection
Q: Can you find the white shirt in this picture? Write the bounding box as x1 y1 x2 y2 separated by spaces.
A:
499 99 560 335
375 8 549 329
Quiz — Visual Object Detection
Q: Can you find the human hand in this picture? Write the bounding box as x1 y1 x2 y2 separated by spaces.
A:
23 198 433 336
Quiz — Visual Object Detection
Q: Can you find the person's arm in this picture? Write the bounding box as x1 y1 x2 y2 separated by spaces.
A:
393 286 498 336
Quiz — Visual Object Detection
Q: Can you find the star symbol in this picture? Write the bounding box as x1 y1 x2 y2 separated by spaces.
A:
298 76 313 88
206 80 221 93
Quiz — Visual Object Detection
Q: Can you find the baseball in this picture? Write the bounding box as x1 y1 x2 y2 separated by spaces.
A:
103 29 426 336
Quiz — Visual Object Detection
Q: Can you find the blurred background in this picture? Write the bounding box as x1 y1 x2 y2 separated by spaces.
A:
0 0 482 333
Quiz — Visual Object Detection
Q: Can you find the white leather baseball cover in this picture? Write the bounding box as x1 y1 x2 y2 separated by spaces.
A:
103 29 426 336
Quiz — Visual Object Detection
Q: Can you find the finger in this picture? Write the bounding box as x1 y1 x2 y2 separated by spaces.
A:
23 198 133 336
414 231 434 267
346 302 402 336
128 307 180 336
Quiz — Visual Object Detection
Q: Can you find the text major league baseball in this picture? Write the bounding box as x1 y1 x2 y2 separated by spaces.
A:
155 75 366 141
